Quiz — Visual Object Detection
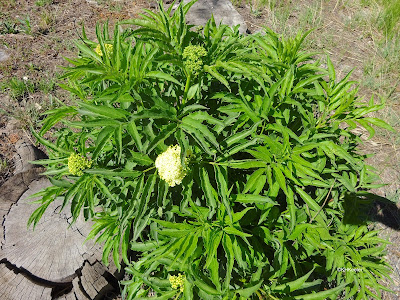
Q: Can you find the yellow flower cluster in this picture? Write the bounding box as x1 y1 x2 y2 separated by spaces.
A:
155 145 187 187
94 43 113 57
183 45 207 75
169 273 185 292
68 153 92 176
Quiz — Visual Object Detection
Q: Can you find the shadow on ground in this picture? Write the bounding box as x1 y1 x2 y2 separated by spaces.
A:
344 192 400 230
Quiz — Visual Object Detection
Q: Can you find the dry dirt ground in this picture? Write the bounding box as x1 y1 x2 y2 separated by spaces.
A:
1 0 400 298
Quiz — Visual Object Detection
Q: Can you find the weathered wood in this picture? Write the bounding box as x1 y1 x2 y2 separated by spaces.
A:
0 142 121 298
13 140 47 175
0 168 44 249
72 276 90 300
1 178 103 282
57 290 79 300
0 263 52 300
80 261 114 299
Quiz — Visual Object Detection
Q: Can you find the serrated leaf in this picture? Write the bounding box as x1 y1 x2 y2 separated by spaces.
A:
128 151 154 166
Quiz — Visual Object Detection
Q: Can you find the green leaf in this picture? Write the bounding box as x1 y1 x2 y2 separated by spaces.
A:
65 119 121 128
222 234 234 290
205 230 223 268
181 122 214 156
152 219 193 230
233 194 277 204
113 236 121 271
187 83 199 100
194 277 220 295
85 169 141 178
357 119 375 139
182 116 219 150
115 124 123 163
79 102 128 119
102 235 115 266
29 157 68 165
49 177 72 188
243 168 265 193
273 164 287 195
227 207 254 224
326 54 336 82
362 117 395 132
145 71 183 86
214 165 231 219
126 120 143 152
31 127 69 154
75 41 102 63
39 106 76 135
93 126 114 159
273 268 314 292
224 226 252 237
27 201 52 229
146 123 177 153
224 121 261 147
199 167 217 218
217 160 266 169
128 151 154 166
131 107 176 120
122 225 131 265
204 65 230 90
179 104 208 117
132 174 157 241
294 186 324 216
294 283 346 299
321 141 357 167
235 281 263 298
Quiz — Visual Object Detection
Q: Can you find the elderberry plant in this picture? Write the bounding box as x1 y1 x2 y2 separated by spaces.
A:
29 1 395 299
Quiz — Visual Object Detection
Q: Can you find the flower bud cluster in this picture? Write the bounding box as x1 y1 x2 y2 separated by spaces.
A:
94 43 113 57
183 45 207 75
169 273 185 292
155 145 187 187
68 153 92 176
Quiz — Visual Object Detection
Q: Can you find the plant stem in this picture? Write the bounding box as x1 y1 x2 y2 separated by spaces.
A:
143 166 156 173
182 73 191 105
309 179 336 223
174 291 182 299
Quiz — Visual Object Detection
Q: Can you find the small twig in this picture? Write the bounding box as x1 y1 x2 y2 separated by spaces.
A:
309 179 336 223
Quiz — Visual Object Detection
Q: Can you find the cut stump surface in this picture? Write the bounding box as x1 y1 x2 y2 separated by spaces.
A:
1 178 103 283
0 145 120 299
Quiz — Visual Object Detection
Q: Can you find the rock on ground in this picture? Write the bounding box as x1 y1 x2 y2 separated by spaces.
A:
179 0 247 33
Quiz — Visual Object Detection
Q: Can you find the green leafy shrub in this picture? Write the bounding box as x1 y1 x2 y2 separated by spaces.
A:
29 1 395 299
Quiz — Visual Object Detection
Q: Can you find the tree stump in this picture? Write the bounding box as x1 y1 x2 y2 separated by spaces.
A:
0 142 121 299
0 263 52 300
13 140 47 175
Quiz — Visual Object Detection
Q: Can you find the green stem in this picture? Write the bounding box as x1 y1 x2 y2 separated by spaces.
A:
143 166 156 173
174 291 182 299
182 73 192 106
